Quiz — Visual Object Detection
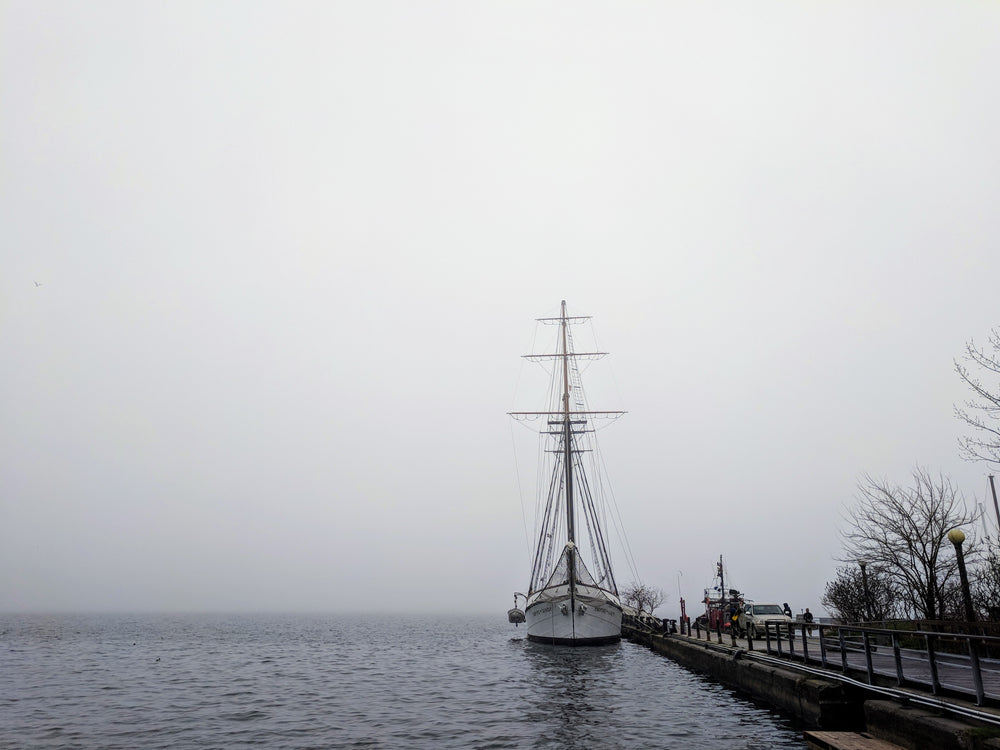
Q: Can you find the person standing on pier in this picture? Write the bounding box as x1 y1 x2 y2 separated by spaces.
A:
803 608 814 636
782 603 792 619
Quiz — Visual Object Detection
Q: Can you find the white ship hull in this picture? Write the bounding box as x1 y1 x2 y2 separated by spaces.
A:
525 595 622 646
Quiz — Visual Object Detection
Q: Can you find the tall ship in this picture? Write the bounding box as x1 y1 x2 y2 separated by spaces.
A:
507 301 624 645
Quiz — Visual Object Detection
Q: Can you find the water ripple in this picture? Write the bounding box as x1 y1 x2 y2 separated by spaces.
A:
0 614 807 749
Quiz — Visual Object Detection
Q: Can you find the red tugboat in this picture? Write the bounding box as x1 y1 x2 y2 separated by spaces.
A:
696 555 743 632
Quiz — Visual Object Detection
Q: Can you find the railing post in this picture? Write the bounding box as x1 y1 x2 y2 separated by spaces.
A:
776 623 785 658
801 622 810 663
839 628 848 673
819 625 829 668
788 622 796 659
765 623 772 653
716 620 722 644
969 636 986 706
926 634 941 696
892 632 904 686
862 629 874 684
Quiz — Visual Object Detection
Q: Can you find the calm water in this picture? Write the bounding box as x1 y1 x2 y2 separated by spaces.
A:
2 614 807 749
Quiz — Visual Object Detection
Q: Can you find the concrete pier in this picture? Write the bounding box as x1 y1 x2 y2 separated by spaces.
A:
623 623 1000 750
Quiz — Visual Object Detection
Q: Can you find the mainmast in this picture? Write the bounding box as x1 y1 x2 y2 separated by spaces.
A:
560 300 576 546
558 301 578 616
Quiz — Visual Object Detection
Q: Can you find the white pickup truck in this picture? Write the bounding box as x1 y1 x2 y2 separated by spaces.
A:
738 602 793 638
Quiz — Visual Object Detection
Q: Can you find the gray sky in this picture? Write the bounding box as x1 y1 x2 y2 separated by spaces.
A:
3 1 999 616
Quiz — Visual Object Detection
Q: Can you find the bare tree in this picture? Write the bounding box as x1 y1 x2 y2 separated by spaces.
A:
955 328 1000 468
840 468 980 620
822 564 898 623
973 543 1000 620
622 582 665 615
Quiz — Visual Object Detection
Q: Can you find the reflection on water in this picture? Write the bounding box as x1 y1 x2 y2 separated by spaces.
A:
524 641 622 746
516 638 806 749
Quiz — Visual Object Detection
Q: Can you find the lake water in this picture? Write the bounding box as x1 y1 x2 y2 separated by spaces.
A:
2 614 808 748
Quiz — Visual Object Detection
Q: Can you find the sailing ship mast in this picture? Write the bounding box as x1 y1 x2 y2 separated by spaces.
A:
559 301 577 609
509 300 624 603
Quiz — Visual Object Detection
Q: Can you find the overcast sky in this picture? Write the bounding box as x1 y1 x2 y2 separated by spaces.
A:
3 2 1000 617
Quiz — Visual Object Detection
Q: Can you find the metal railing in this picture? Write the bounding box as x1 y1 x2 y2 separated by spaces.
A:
687 619 1000 706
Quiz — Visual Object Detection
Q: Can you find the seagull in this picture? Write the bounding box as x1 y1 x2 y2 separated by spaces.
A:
34 281 43 287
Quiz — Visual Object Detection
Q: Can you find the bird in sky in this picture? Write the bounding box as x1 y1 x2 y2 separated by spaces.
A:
34 281 43 287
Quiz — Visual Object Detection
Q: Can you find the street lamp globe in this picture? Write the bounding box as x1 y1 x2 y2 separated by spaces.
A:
948 528 966 545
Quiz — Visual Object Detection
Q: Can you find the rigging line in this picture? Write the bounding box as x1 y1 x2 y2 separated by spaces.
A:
572 424 617 591
531 322 564 580
589 316 627 414
514 319 554 577
573 445 614 575
509 421 532 564
570 445 599 562
567 323 630 587
577 460 617 593
523 320 559 397
534 428 548 562
597 442 640 584
509 337 527 412
584 452 610 581
511 319 545 413
538 469 565 590
541 317 562 412
532 444 564 589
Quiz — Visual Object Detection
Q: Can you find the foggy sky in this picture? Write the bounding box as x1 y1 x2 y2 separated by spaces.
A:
3 2 1000 617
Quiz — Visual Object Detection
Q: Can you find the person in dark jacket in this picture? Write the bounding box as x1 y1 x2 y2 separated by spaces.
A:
803 607 814 636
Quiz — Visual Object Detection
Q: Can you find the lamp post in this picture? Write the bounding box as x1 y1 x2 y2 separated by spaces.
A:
858 559 872 623
948 528 976 623
677 570 685 634
990 475 999 541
